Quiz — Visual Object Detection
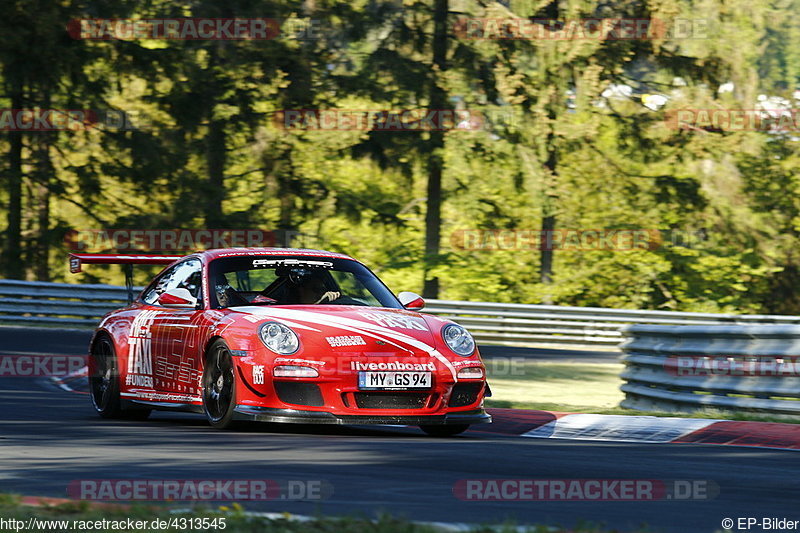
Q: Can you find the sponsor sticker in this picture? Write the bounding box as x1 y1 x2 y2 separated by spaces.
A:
358 312 427 331
252 258 333 268
325 335 367 347
350 361 435 372
127 310 158 378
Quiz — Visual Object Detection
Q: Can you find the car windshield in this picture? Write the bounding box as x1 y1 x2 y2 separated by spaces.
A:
208 255 402 309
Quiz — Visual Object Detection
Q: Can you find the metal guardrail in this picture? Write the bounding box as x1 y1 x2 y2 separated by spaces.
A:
621 325 800 415
0 280 139 327
2 279 799 346
425 300 800 347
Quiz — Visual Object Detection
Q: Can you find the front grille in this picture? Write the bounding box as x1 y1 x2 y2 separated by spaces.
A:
354 392 429 409
274 382 324 407
448 382 483 407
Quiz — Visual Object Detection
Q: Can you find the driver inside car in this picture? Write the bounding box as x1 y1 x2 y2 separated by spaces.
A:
214 276 250 307
295 271 340 304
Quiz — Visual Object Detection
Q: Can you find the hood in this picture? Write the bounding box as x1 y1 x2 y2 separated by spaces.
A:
228 305 440 355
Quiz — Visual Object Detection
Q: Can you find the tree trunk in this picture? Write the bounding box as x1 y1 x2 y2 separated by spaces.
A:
203 41 227 229
205 118 226 227
422 0 448 299
3 76 24 279
540 212 555 284
34 133 53 281
540 140 557 286
539 95 559 305
277 149 295 234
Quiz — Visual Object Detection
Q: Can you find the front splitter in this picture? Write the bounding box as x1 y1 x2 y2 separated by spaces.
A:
234 405 492 426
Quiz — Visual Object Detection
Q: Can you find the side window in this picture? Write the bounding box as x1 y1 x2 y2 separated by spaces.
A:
142 259 203 305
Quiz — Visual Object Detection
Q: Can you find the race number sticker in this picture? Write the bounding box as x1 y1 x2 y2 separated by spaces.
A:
252 365 265 385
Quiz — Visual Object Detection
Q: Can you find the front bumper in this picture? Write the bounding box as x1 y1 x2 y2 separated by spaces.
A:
234 405 492 426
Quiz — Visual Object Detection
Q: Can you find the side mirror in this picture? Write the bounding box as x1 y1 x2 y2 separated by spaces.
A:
398 291 425 311
158 288 197 308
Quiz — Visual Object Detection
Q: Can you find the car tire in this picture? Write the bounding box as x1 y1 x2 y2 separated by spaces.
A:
89 334 151 420
202 339 238 429
419 424 470 437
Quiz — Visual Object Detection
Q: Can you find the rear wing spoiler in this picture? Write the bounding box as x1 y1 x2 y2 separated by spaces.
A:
69 253 183 304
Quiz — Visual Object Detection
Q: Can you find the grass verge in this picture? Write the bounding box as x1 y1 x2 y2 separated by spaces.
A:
0 494 656 533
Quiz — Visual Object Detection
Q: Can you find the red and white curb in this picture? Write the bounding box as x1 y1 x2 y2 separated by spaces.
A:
522 413 720 443
483 408 800 451
48 365 88 394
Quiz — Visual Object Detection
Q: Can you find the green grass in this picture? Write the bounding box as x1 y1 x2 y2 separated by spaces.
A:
486 362 626 411
0 494 659 532
485 361 800 425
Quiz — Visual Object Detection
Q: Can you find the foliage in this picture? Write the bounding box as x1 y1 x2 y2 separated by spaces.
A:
1 0 799 313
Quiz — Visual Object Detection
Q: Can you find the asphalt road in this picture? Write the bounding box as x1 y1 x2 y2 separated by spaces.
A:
0 326 797 533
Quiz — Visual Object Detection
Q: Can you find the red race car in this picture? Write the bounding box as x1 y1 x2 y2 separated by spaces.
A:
70 248 491 436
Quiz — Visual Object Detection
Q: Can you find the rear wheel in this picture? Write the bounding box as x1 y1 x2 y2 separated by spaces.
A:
89 335 151 420
202 340 237 429
419 424 470 437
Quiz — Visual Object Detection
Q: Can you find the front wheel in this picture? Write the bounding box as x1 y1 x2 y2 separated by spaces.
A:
202 340 237 429
419 424 470 437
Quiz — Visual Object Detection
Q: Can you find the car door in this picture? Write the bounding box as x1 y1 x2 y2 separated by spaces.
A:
141 259 208 398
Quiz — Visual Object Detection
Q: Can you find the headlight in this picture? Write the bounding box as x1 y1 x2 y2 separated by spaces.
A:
442 324 475 356
259 322 299 354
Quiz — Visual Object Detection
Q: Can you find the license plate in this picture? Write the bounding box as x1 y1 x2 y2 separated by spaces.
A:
358 371 432 390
